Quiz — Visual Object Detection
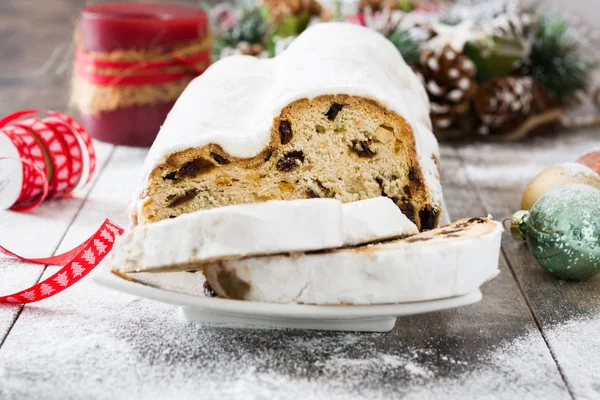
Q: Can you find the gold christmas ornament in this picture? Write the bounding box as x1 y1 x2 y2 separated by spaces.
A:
521 162 600 210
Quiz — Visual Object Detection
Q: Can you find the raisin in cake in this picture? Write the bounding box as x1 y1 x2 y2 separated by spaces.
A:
201 217 502 305
132 22 443 230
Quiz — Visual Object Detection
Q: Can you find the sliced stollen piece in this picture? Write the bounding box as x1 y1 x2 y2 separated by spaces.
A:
342 196 418 246
131 23 444 231
113 199 343 273
111 197 418 273
203 217 503 305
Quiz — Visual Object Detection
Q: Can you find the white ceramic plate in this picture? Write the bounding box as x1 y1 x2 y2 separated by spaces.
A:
93 266 482 333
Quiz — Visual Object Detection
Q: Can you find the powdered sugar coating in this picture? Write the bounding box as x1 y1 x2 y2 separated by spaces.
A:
137 22 441 209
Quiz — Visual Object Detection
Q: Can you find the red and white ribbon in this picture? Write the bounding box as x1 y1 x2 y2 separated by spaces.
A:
0 110 112 304
0 219 124 304
0 110 96 211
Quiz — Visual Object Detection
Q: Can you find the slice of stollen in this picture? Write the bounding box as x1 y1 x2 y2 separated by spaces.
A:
202 217 503 305
111 197 417 273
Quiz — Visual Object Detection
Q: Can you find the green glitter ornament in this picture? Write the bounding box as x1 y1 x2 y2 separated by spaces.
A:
510 184 600 280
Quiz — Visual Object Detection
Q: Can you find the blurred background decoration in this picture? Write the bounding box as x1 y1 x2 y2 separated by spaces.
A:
206 0 600 141
6 0 596 144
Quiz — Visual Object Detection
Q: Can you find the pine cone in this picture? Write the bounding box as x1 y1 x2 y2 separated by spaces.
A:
488 1 535 39
418 46 477 130
359 0 402 13
259 0 327 24
403 20 437 43
220 42 269 59
363 8 404 37
473 76 535 135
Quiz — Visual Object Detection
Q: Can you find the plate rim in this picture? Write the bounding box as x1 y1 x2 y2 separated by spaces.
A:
92 265 482 319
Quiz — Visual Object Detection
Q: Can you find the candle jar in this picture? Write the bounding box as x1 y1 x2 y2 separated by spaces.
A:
71 3 210 147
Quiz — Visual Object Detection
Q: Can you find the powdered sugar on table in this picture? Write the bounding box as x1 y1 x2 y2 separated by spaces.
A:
0 295 575 400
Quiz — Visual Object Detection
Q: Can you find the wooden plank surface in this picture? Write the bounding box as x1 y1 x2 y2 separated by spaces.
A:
454 127 600 399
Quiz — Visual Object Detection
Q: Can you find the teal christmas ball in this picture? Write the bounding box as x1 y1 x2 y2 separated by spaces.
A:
514 184 600 280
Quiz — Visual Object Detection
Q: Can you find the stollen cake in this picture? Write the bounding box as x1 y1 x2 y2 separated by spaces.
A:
202 217 503 305
112 197 418 273
131 22 443 231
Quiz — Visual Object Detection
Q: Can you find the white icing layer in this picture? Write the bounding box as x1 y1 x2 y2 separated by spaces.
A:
113 197 419 273
207 220 503 305
137 22 441 208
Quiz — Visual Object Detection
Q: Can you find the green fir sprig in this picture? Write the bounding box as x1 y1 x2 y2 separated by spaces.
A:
212 8 268 60
528 15 591 98
387 29 420 65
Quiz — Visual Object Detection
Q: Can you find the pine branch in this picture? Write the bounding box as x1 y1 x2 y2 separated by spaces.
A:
387 29 420 65
223 8 268 46
528 15 591 98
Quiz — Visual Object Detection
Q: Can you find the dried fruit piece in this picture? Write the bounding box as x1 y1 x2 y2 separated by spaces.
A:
168 189 199 207
350 140 376 158
305 187 320 198
176 157 214 178
374 177 386 196
279 120 293 144
178 161 200 177
203 280 217 297
315 125 326 133
408 167 418 181
264 148 274 162
468 217 485 224
210 152 230 165
419 207 438 230
276 150 305 172
398 199 416 224
316 180 333 197
325 103 344 121
163 172 177 181
306 180 333 198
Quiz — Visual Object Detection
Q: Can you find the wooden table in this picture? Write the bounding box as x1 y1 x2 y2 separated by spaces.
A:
0 1 599 399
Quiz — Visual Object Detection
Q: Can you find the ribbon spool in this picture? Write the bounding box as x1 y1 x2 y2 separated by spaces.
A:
0 110 115 305
0 110 96 211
